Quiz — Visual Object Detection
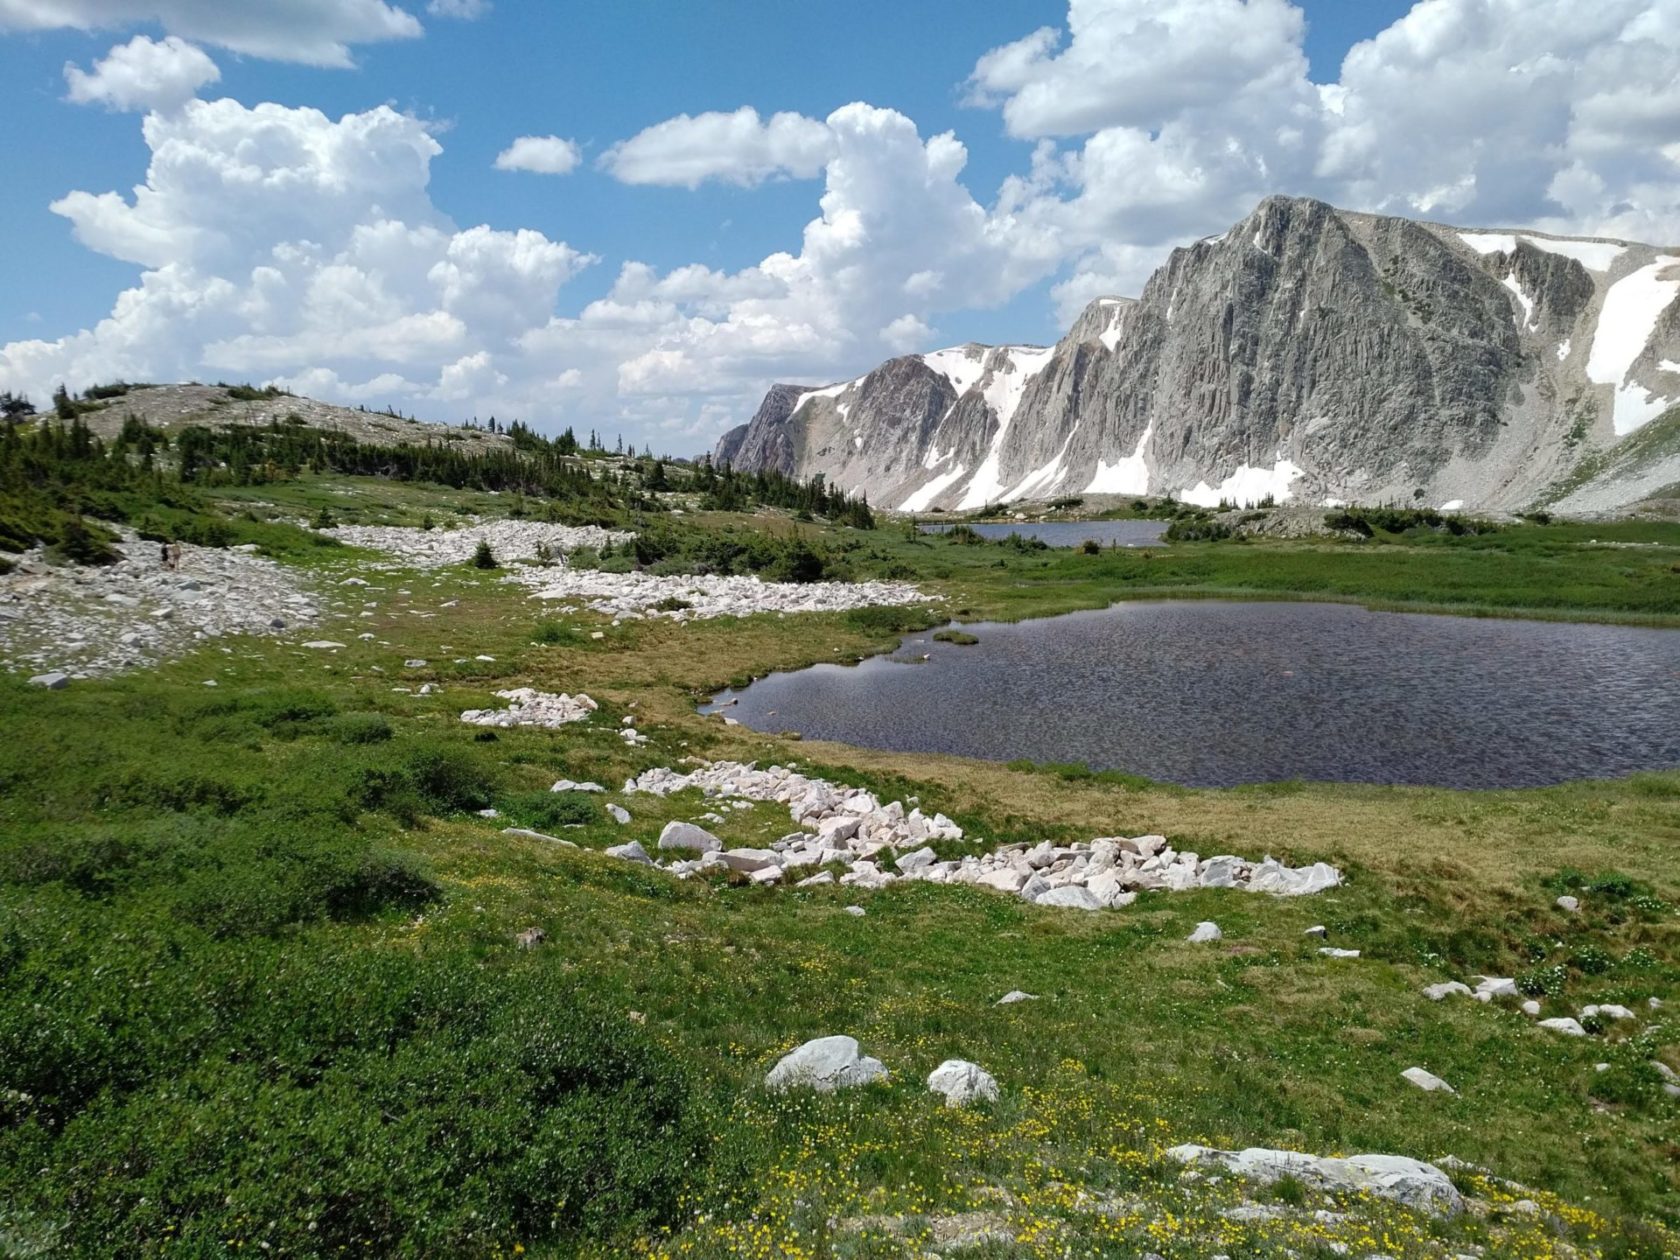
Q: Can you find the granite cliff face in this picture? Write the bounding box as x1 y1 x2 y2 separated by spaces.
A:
714 197 1680 513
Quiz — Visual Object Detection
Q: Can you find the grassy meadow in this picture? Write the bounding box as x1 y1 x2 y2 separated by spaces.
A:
1 469 1678 1257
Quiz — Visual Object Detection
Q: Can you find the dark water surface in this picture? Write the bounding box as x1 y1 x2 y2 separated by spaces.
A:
917 520 1168 547
705 601 1680 788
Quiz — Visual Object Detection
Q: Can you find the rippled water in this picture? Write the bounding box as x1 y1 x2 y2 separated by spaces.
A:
706 601 1680 788
917 520 1167 547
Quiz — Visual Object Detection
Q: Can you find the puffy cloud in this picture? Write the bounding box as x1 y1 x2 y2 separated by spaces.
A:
64 34 219 111
967 0 1309 138
971 0 1680 307
0 98 591 417
0 0 421 66
493 134 581 175
600 106 836 187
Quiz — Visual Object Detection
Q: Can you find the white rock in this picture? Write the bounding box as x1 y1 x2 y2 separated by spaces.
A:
996 991 1037 1005
1187 921 1222 943
1555 895 1580 913
1424 982 1473 1001
604 840 652 864
720 848 781 873
1520 999 1542 1017
1581 1004 1636 1022
894 846 937 874
1303 925 1328 939
765 1036 888 1092
1035 885 1103 911
1166 1145 1462 1215
1473 976 1517 999
657 821 722 853
1539 1017 1587 1037
926 1059 1000 1107
1402 1067 1456 1094
844 905 866 917
1318 947 1360 959
796 871 835 887
302 640 345 650
605 804 631 825
27 671 69 689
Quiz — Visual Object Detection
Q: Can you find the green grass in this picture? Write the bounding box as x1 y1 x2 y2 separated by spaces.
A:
1 484 1678 1256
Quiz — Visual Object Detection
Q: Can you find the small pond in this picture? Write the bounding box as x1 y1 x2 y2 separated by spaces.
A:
704 601 1680 789
917 520 1167 548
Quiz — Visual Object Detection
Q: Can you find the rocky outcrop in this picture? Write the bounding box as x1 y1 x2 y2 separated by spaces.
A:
618 760 1342 904
717 196 1680 514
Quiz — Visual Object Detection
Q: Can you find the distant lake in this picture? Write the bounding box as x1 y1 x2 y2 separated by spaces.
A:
917 520 1168 548
704 601 1680 789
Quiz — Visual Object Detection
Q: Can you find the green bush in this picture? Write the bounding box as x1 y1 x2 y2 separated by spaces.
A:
500 790 599 831
328 712 394 744
0 961 707 1253
533 619 584 645
472 538 498 569
402 742 497 814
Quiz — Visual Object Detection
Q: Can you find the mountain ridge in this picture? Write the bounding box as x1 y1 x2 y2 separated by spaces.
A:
714 196 1680 514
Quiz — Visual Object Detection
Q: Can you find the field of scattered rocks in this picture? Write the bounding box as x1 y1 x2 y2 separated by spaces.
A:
2 481 1676 1259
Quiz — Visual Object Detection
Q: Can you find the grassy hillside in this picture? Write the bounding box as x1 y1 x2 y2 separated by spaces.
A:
1 442 1677 1257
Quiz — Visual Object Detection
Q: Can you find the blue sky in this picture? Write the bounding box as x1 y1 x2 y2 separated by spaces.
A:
0 0 1671 450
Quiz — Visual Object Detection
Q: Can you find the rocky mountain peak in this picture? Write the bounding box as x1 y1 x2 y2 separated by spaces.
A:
715 197 1680 515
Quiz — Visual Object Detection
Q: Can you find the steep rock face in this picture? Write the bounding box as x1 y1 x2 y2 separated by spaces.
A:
715 196 1680 513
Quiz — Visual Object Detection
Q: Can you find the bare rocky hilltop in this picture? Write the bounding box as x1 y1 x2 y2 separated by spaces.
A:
716 196 1680 515
71 383 510 451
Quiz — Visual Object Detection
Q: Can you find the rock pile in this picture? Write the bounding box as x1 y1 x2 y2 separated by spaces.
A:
0 532 321 677
508 566 928 622
618 760 1342 905
459 688 598 728
326 520 630 568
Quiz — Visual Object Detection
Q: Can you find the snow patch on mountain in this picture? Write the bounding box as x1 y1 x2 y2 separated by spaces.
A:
899 463 968 512
1182 458 1303 507
1085 424 1152 496
1587 256 1680 434
1458 231 1626 273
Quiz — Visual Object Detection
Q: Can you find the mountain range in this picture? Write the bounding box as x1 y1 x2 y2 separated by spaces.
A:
714 196 1680 515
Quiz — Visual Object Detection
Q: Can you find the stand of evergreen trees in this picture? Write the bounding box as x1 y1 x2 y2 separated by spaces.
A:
691 458 874 528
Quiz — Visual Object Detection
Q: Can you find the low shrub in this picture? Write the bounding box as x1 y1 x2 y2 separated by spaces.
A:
499 790 599 831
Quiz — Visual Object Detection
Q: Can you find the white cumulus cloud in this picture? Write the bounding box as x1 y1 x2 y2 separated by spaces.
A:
64 33 219 111
600 106 837 188
0 0 422 66
493 135 582 175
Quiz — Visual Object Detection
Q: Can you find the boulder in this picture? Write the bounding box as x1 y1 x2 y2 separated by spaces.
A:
1187 921 1222 943
27 672 68 690
1318 947 1360 959
605 803 631 824
996 990 1038 1005
604 841 652 864
1423 981 1472 1001
658 821 723 853
1474 976 1518 1000
1401 1067 1456 1094
720 848 781 873
894 847 938 874
1539 1017 1587 1037
1166 1144 1462 1216
844 905 866 917
1555 895 1580 913
976 868 1027 894
926 1059 1000 1107
765 1036 888 1092
796 871 835 887
1035 885 1104 911
1581 1003 1636 1022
